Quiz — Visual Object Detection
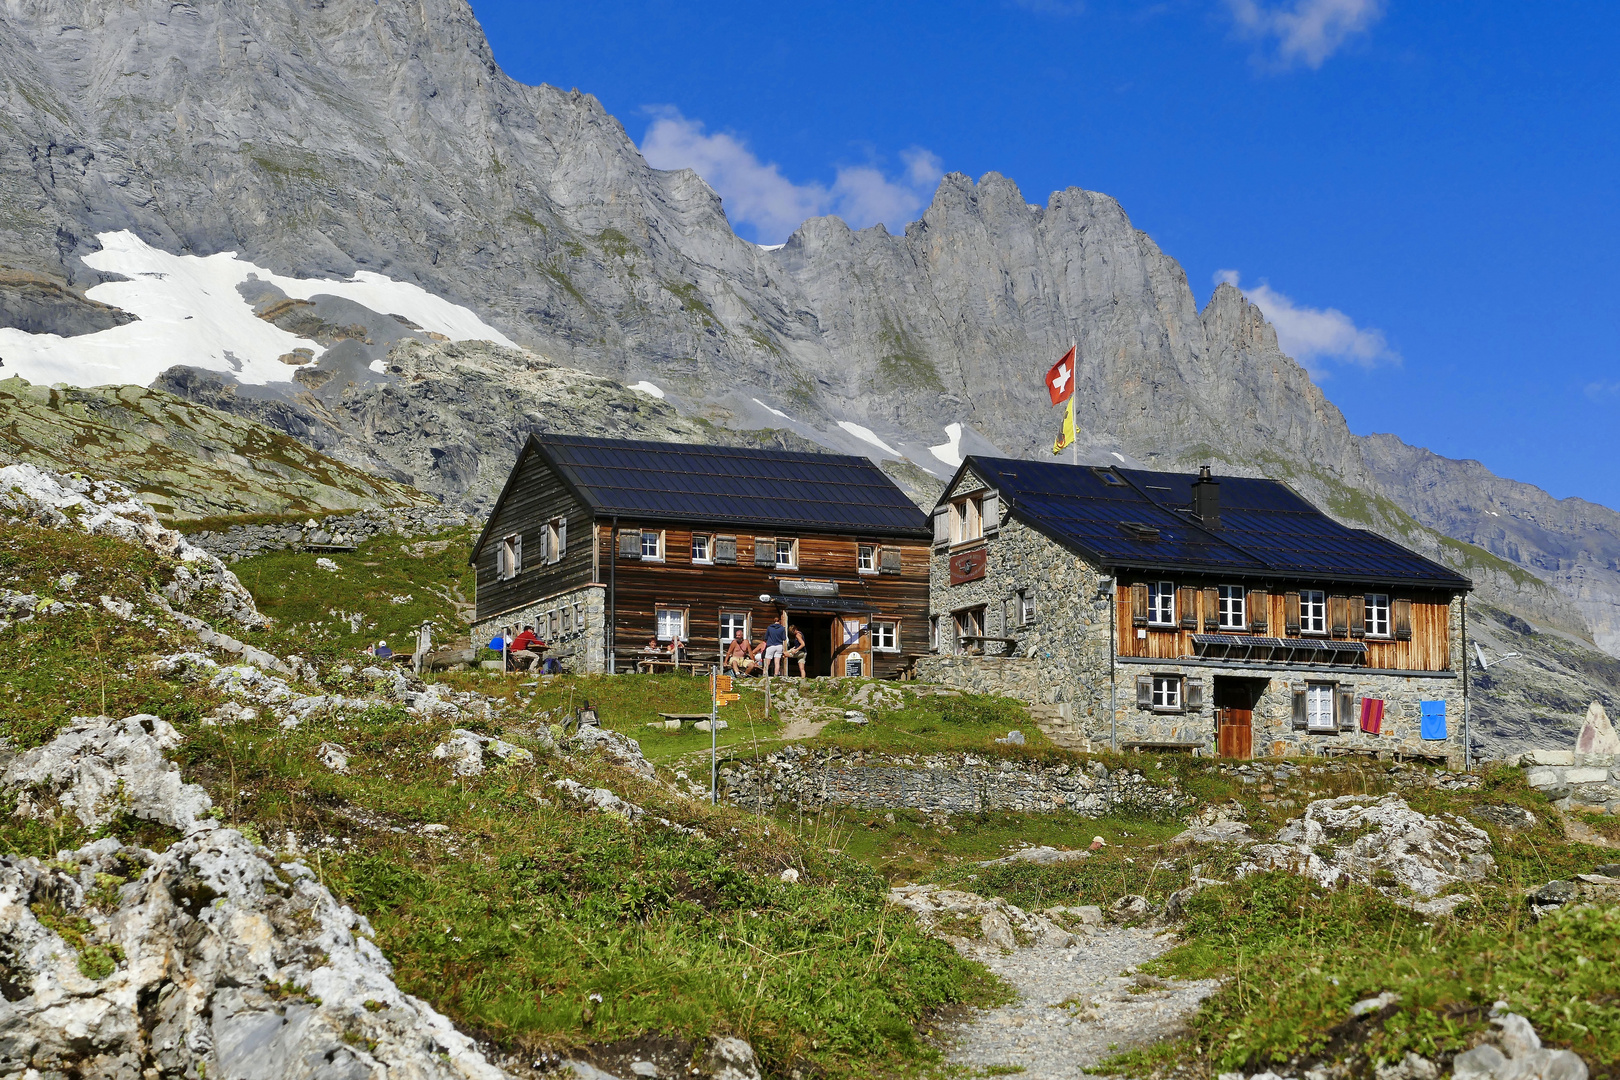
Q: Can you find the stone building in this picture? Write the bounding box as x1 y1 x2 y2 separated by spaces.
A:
916 459 1474 764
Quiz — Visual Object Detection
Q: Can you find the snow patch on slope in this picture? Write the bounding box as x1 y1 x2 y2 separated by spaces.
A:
0 231 515 390
837 420 899 456
628 381 666 399
930 423 964 468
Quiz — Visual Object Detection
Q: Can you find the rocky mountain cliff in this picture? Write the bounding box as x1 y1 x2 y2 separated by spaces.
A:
1 0 1617 664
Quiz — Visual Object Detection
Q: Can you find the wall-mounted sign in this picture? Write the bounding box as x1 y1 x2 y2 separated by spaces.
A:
950 548 986 585
779 578 839 598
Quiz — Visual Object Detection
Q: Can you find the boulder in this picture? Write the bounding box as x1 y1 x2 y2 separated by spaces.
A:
1575 701 1620 755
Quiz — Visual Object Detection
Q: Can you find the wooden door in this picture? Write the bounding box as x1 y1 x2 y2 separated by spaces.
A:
1217 707 1253 759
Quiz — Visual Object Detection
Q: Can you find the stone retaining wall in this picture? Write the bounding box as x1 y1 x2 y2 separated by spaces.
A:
1518 749 1620 813
187 507 470 560
718 744 1189 817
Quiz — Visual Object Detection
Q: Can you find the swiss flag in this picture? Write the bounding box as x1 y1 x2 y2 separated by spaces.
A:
1045 346 1077 405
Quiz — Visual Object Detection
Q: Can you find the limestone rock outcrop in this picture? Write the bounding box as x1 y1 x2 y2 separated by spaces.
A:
0 715 512 1080
1239 794 1494 916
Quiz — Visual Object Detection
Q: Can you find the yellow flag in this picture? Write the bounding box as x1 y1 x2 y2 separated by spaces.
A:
1051 394 1075 455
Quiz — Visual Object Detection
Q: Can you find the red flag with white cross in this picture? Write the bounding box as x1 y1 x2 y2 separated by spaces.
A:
1045 345 1076 405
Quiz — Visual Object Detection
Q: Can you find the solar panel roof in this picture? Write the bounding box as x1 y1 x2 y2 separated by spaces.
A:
524 435 931 536
962 457 1471 590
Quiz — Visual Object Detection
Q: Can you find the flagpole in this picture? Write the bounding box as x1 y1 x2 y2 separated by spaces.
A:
1070 339 1077 467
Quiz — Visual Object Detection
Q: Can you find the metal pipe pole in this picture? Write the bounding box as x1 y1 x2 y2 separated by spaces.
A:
1109 575 1117 753
710 666 719 805
608 516 617 674
1462 594 1471 772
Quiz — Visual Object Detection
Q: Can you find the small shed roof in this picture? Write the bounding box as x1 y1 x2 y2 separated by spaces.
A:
955 457 1472 591
474 435 930 559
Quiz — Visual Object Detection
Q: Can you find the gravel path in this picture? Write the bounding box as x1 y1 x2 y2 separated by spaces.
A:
945 926 1218 1078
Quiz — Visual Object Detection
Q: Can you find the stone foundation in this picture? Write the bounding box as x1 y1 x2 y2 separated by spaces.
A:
718 744 1189 817
471 583 607 673
1519 750 1620 813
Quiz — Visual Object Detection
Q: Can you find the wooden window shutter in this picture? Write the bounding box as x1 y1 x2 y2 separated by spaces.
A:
618 529 641 559
753 537 776 566
1337 685 1356 730
512 534 522 574
1329 595 1349 638
1348 594 1365 638
1202 587 1220 632
1131 583 1149 628
714 535 737 565
1185 677 1204 710
982 492 1000 535
1249 589 1268 633
1178 587 1197 630
1394 599 1413 641
1284 592 1301 637
1292 689 1308 730
932 507 950 549
1136 675 1153 707
879 547 902 574
557 518 567 560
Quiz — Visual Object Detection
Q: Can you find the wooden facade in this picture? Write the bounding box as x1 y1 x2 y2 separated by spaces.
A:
1114 582 1453 673
471 435 933 677
595 525 930 677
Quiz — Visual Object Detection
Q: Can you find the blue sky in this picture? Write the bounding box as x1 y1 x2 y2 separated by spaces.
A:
470 0 1620 509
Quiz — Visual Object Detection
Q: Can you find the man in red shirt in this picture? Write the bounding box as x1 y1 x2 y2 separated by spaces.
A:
509 624 542 671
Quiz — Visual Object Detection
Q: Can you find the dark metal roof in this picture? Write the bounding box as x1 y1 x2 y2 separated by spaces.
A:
957 457 1472 591
526 434 929 536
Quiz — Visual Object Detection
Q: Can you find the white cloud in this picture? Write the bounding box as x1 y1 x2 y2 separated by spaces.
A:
1584 381 1620 400
639 108 944 244
1215 269 1398 374
1225 0 1385 68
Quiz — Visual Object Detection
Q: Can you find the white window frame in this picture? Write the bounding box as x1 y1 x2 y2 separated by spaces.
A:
1305 682 1336 732
656 606 687 642
640 529 664 561
1218 585 1246 630
1300 589 1327 635
720 610 750 650
1147 581 1176 627
1151 674 1183 712
775 537 798 569
1365 593 1391 638
857 543 876 573
1019 589 1036 626
691 533 711 564
872 620 899 652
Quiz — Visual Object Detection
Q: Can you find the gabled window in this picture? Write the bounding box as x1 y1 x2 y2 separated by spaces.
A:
1147 581 1176 627
1365 593 1391 638
1300 590 1327 635
497 534 522 581
951 495 984 545
1218 585 1246 630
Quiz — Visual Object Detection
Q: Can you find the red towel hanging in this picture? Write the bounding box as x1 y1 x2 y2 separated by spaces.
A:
1360 697 1385 735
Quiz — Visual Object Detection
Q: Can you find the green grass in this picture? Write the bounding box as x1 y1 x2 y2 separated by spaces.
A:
233 525 478 664
166 710 1004 1075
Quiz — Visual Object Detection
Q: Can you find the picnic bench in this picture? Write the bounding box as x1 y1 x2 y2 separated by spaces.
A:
1119 740 1202 754
882 653 924 680
1320 746 1382 760
655 712 712 729
614 648 713 675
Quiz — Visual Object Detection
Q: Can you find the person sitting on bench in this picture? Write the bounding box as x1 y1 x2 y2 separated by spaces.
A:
508 624 543 671
725 631 760 676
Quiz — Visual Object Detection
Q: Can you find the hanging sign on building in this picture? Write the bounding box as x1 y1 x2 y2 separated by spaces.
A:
950 548 987 585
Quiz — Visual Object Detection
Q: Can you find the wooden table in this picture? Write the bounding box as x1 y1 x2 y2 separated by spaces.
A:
656 712 712 728
1320 746 1382 760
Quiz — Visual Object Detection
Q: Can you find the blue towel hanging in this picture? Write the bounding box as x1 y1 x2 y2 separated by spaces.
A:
1420 699 1447 740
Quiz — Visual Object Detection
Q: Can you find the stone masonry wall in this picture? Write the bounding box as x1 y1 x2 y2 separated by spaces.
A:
919 479 1466 763
471 583 607 673
188 507 470 560
719 743 1189 817
1518 749 1620 814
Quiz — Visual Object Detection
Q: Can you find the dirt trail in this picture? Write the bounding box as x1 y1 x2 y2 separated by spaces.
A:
944 926 1217 1078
